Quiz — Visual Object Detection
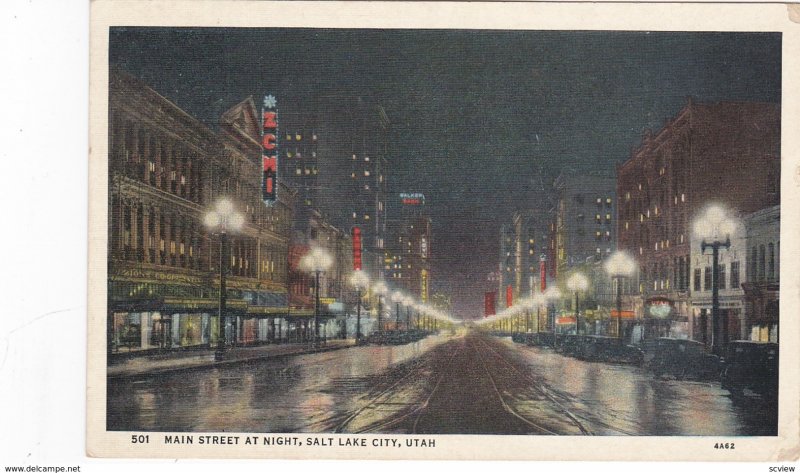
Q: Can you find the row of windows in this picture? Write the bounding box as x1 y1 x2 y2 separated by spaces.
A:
115 200 287 282
113 120 204 205
693 262 741 292
747 243 779 283
295 167 319 176
284 132 317 142
286 149 317 159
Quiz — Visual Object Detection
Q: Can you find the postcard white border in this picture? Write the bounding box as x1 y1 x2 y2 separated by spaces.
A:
88 0 800 461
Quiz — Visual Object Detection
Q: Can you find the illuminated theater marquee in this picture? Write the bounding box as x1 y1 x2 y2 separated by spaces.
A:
261 94 278 205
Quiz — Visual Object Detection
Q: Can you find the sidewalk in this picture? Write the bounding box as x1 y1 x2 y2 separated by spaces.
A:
107 339 354 379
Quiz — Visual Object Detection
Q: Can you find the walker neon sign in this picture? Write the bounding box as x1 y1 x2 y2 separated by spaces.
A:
261 95 278 205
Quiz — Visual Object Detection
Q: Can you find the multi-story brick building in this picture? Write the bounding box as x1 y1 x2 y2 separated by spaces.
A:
107 70 294 354
616 99 780 343
553 172 617 276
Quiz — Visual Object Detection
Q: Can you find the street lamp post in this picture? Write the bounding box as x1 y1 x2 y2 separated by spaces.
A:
544 287 562 346
373 281 387 334
604 251 636 344
694 205 738 356
567 272 590 336
204 198 245 362
349 270 369 345
300 247 333 348
403 296 414 331
391 291 404 331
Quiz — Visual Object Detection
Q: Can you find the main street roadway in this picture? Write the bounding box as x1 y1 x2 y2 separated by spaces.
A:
108 329 775 435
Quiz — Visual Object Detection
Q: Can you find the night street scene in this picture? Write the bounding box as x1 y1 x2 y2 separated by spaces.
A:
106 28 780 436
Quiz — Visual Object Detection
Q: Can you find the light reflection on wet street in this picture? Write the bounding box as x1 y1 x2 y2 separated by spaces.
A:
108 330 776 435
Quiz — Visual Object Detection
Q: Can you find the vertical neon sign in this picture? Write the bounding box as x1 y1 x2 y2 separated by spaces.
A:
261 95 278 204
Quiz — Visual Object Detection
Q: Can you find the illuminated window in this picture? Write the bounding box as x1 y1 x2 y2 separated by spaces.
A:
625 192 630 201
352 154 357 160
296 133 302 140
351 172 356 178
681 193 686 202
287 151 293 158
638 183 642 191
312 151 317 158
296 168 301 175
596 198 602 204
312 167 318 175
625 221 629 230
352 212 357 219
312 133 317 141
606 197 612 204
285 133 292 140
364 170 370 177
364 214 370 220
379 175 384 183
364 185 370 190
605 214 611 220
365 157 370 162
179 243 185 255
148 161 155 172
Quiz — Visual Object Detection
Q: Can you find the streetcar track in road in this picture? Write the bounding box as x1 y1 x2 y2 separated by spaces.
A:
504 339 642 436
471 338 561 435
336 338 465 434
474 336 594 435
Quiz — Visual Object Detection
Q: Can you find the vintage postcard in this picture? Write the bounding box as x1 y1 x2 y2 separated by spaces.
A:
87 1 800 461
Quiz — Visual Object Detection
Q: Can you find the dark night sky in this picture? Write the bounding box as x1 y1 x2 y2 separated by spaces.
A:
110 28 780 319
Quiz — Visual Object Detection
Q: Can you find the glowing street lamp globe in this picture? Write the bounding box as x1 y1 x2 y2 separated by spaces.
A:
693 204 738 243
604 251 636 277
391 291 405 304
567 272 590 292
349 270 369 291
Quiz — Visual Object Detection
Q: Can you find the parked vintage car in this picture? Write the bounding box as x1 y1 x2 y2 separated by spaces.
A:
575 335 644 365
645 338 722 381
720 341 778 402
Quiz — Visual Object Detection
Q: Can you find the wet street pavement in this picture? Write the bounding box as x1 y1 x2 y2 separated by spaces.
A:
108 329 776 435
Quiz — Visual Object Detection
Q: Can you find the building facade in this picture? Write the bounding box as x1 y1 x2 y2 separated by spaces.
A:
553 172 617 276
742 205 780 342
617 99 780 344
107 70 294 355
